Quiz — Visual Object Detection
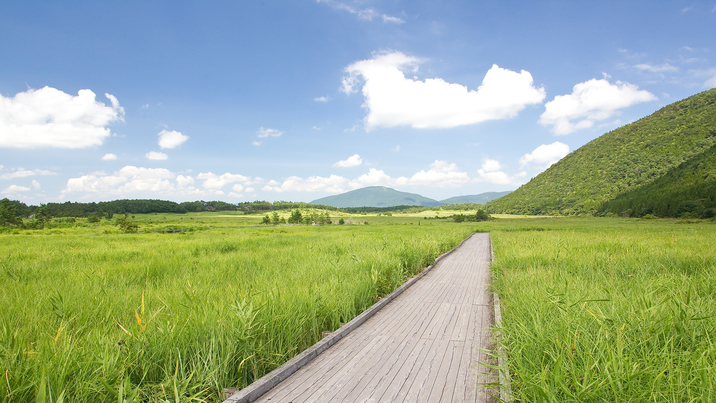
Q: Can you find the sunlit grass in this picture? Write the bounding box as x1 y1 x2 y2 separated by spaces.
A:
0 215 472 402
485 218 716 402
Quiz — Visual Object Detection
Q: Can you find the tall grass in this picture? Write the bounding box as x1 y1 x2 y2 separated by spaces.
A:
0 216 472 402
487 218 716 401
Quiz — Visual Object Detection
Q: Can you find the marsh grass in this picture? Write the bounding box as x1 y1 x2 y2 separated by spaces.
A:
486 218 716 402
0 214 472 402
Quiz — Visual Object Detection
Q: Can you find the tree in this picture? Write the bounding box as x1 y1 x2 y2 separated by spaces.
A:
288 209 303 224
475 209 489 221
115 215 139 233
36 204 51 229
261 214 271 225
0 198 22 226
271 212 280 225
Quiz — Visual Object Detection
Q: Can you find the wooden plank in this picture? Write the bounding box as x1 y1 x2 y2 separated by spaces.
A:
247 233 496 403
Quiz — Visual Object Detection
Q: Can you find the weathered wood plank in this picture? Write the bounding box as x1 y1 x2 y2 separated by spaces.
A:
238 232 496 403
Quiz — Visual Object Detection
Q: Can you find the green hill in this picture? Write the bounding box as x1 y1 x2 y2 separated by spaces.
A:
486 88 716 215
599 143 716 218
310 186 441 208
440 191 512 205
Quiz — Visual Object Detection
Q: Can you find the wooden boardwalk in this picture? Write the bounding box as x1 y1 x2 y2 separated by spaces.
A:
230 232 496 403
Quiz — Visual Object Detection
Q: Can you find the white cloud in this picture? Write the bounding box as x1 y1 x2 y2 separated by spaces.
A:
252 141 262 146
245 187 255 193
267 174 350 193
63 166 177 195
257 127 283 138
146 151 168 160
102 153 117 161
1 168 56 180
157 129 188 149
314 96 331 102
333 154 363 167
476 160 525 185
318 0 404 23
342 51 545 130
350 168 406 189
32 180 40 189
519 142 570 168
196 172 250 191
1 184 30 194
539 78 657 135
176 175 194 187
232 184 244 192
228 192 243 198
0 86 124 149
408 160 470 188
634 63 679 73
691 68 716 88
394 145 400 152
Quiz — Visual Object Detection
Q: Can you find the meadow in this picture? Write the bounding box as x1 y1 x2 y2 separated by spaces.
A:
2 211 715 402
0 211 473 402
484 217 716 402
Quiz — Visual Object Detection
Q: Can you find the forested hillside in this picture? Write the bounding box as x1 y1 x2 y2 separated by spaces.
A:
486 88 716 215
599 143 716 218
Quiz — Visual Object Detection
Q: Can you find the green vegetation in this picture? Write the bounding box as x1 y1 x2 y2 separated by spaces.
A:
310 186 442 208
487 88 716 215
484 217 716 401
439 191 512 205
600 143 716 218
0 212 472 402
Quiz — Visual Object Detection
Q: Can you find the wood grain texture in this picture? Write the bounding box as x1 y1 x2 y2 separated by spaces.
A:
249 232 497 403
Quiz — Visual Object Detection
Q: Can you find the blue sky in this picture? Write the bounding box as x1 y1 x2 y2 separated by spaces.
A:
1 1 715 204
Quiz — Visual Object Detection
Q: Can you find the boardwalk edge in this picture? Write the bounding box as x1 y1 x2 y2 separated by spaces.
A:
224 233 478 403
490 236 513 402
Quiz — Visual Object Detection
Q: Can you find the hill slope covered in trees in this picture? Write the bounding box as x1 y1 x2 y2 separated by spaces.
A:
599 142 716 218
486 88 716 215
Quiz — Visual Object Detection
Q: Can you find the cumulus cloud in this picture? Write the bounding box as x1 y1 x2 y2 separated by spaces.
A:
519 142 570 168
318 0 404 23
691 68 716 88
408 160 470 188
32 180 40 189
341 51 546 130
146 151 168 160
102 153 117 161
176 175 194 187
314 96 331 102
257 127 283 138
333 154 363 167
64 166 177 195
252 141 262 146
196 172 250 191
157 129 188 149
1 168 56 180
476 159 526 185
539 78 657 135
350 168 406 189
0 86 124 148
1 184 30 194
265 175 350 193
264 160 470 193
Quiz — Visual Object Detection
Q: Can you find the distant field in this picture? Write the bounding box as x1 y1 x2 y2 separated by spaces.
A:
0 212 473 402
484 217 716 401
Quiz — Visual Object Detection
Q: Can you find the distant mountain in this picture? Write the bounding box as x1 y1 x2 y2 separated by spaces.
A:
440 191 512 205
310 186 441 208
486 88 716 216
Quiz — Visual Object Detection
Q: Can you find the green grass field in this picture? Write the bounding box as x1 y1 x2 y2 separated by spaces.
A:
0 212 473 402
2 212 715 402
484 217 716 402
